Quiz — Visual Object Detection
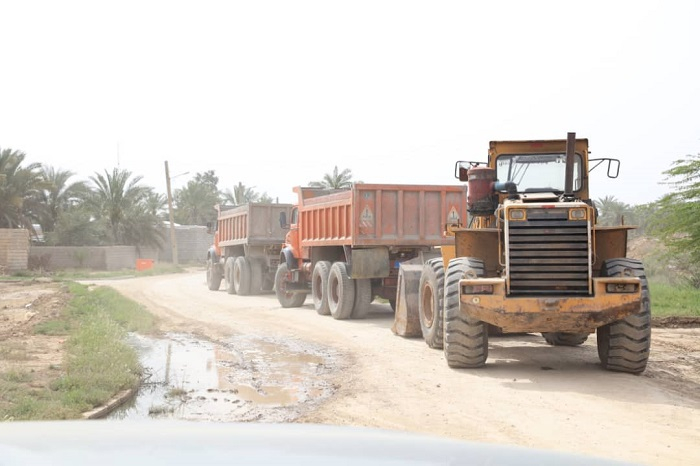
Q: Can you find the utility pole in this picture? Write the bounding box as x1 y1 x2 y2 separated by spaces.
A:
164 160 179 265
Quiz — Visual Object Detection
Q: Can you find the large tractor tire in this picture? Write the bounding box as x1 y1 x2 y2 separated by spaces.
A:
206 257 222 291
418 258 445 349
542 332 589 346
597 258 651 374
275 263 307 308
443 257 488 368
249 257 264 295
351 278 373 319
328 262 355 320
233 256 252 296
224 257 237 294
312 261 332 316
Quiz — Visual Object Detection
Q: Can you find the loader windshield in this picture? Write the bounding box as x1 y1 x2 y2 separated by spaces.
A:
495 153 582 193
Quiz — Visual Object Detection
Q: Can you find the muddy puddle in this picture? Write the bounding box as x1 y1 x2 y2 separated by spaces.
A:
108 333 340 422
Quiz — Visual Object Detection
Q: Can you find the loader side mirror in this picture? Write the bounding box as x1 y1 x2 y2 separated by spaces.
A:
589 158 620 178
279 211 288 229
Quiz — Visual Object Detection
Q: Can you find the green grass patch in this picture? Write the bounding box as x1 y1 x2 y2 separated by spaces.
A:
649 281 700 317
0 282 157 420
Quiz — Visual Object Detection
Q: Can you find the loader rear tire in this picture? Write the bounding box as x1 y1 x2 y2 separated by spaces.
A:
206 257 222 291
233 256 252 296
351 279 372 319
275 263 307 308
542 332 589 346
443 257 488 368
312 261 332 316
597 258 651 374
225 257 237 295
328 262 355 320
418 258 445 349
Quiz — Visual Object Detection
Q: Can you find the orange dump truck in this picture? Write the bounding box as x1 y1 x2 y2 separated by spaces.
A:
274 184 467 319
206 202 292 295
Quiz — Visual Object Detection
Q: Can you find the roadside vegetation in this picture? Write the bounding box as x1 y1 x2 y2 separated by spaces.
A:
0 282 155 420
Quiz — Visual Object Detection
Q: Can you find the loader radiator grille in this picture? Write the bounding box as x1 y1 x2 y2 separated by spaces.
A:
507 208 591 295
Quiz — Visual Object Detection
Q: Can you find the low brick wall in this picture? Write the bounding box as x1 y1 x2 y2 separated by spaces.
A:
158 225 213 263
29 246 160 271
0 229 30 273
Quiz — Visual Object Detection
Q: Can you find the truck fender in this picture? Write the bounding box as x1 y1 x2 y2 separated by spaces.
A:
281 247 297 271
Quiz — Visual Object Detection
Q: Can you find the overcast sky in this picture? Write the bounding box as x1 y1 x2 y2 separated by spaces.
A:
1 0 698 205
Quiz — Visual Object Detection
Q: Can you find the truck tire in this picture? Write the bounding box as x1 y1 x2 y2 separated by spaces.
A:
443 257 488 368
542 332 588 346
597 258 651 374
312 261 332 316
249 257 264 295
418 258 445 349
328 262 355 320
225 257 237 295
206 258 222 291
233 256 252 296
351 279 372 319
275 263 307 308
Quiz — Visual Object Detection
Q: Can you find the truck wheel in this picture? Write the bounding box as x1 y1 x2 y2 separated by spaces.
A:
388 299 396 311
249 257 264 295
312 261 332 315
275 263 307 308
542 332 588 346
233 256 252 296
328 262 355 320
206 258 222 291
225 257 237 295
351 279 372 319
443 257 488 368
418 258 445 349
597 258 651 374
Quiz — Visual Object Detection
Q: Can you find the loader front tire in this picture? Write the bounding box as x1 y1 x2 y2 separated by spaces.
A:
443 257 488 368
418 258 445 349
597 258 651 374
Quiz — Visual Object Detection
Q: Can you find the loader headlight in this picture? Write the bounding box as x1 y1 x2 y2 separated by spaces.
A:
606 283 639 293
569 208 588 220
462 284 494 295
508 209 526 221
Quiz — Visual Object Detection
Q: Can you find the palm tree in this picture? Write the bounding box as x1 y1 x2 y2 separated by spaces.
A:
594 195 634 226
37 165 89 232
88 168 162 247
222 182 260 205
0 148 45 229
309 166 356 189
174 180 220 225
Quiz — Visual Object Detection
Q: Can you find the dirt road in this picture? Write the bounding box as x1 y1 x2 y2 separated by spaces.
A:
103 271 700 465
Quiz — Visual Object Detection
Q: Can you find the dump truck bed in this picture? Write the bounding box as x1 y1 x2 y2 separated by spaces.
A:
217 203 292 247
296 184 467 247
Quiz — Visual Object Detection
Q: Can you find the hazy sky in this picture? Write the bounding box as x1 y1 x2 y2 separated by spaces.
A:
1 0 698 205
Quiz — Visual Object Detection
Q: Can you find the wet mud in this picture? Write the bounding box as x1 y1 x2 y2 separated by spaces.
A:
109 333 340 422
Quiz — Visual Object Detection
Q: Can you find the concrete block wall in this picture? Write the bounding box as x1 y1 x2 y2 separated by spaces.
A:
0 229 30 273
28 245 160 271
159 225 213 263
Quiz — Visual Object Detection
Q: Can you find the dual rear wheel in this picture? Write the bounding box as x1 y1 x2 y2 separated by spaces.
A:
311 261 373 319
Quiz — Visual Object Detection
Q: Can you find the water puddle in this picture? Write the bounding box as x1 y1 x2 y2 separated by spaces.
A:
109 333 338 422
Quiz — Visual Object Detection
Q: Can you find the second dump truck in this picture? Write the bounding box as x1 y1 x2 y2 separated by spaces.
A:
275 184 467 319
